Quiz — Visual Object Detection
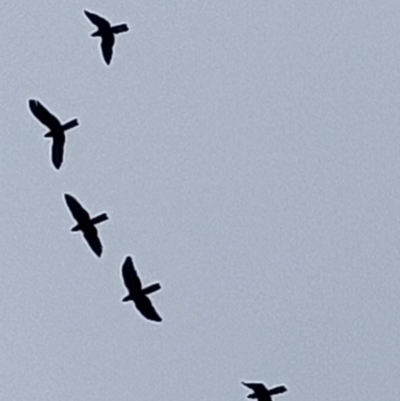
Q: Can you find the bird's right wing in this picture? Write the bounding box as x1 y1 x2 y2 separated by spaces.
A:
135 295 162 322
51 135 65 170
64 194 90 223
122 256 143 292
84 10 110 29
28 99 60 129
83 227 103 257
268 386 287 396
100 36 114 65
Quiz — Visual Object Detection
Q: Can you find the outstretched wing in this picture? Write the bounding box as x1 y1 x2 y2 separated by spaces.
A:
134 294 162 322
29 99 61 129
268 386 287 396
82 226 103 257
84 10 110 29
101 35 114 65
242 382 270 400
64 194 90 224
51 135 65 170
242 383 267 393
122 256 143 293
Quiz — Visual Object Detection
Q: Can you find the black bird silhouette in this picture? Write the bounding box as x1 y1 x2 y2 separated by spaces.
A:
64 194 108 257
242 382 287 401
84 10 129 65
28 99 79 170
121 256 162 322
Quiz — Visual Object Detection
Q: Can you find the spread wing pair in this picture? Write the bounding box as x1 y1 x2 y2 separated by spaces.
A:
242 382 287 401
28 99 79 170
84 10 129 65
121 256 162 323
64 194 108 257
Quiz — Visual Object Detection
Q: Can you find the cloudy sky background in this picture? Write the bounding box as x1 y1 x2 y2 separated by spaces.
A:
1 1 399 400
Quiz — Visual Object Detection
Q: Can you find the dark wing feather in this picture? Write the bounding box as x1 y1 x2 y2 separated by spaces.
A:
122 256 143 293
134 295 162 322
101 35 114 65
268 386 287 396
84 10 110 29
242 383 267 393
29 99 61 129
82 226 103 257
51 135 65 170
64 194 90 223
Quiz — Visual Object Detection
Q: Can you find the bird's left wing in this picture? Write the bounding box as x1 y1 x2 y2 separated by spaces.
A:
84 10 110 29
29 99 60 129
242 383 267 393
64 194 91 223
122 256 143 292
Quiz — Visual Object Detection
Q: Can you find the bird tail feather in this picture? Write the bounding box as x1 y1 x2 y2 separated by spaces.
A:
91 213 108 225
268 386 287 396
112 24 129 34
63 119 79 131
143 283 161 295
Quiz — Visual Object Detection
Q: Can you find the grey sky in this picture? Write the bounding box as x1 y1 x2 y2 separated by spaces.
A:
0 1 399 400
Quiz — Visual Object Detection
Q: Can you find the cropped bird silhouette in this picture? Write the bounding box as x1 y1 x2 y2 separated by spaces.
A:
242 382 287 401
121 256 162 322
64 194 108 257
28 99 79 170
84 10 129 65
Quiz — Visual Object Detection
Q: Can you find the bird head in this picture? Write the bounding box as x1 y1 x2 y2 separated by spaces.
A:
71 224 80 232
122 295 132 302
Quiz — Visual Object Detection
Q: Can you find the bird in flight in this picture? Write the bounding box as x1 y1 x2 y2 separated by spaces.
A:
121 256 162 323
84 10 129 65
28 99 79 170
242 382 287 401
64 193 108 257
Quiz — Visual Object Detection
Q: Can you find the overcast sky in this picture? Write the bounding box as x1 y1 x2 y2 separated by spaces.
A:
1 1 399 400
